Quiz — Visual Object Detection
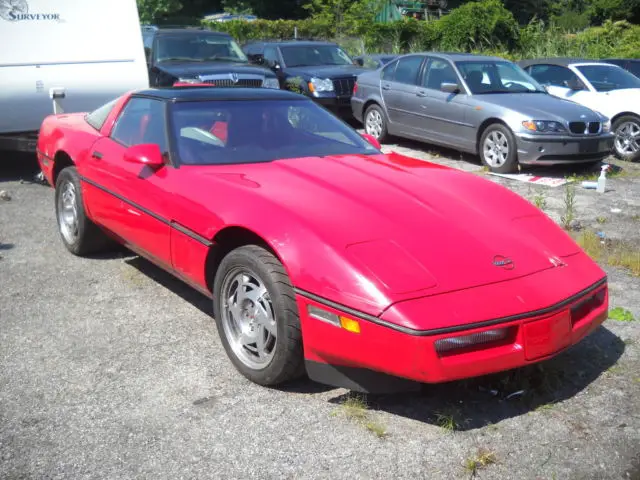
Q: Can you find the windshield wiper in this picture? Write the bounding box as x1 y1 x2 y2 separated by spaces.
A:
204 56 248 63
160 57 202 62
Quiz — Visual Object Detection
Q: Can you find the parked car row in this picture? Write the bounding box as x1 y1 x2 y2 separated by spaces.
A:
135 25 639 173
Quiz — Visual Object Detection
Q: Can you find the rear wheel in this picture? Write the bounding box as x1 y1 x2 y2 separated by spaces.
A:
612 115 640 161
54 167 113 256
364 104 389 143
212 245 304 386
479 124 519 173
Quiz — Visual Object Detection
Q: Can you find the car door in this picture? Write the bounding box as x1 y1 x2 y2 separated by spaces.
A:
380 55 427 135
412 57 472 149
83 96 173 268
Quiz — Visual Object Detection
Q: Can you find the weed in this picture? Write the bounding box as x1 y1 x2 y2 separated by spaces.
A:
533 190 547 211
623 338 636 346
606 365 624 375
333 394 388 439
632 214 640 222
596 216 607 224
575 230 603 261
464 448 497 478
608 247 640 276
435 412 458 432
535 402 556 412
561 182 576 230
609 307 636 322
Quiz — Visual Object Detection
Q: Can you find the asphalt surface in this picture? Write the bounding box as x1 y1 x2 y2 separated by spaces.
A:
1 149 639 480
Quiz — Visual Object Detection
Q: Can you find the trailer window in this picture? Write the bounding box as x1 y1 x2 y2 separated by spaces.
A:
85 99 118 132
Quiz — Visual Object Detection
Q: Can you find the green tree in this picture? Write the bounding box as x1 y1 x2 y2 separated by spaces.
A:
137 0 182 23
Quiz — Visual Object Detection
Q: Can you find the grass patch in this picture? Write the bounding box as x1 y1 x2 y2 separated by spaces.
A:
435 412 459 432
464 448 497 477
333 394 388 439
609 307 636 322
596 216 607 224
574 230 640 276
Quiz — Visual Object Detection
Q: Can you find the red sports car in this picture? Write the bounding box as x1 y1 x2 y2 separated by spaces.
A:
36 86 609 393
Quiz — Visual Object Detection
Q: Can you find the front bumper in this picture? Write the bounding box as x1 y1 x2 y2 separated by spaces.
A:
515 132 614 164
312 92 354 113
297 263 608 393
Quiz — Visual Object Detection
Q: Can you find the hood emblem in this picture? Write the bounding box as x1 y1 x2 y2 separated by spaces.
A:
230 73 239 83
493 255 515 270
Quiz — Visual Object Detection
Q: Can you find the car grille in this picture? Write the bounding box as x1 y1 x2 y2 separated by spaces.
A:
201 78 263 87
332 77 356 97
569 121 601 135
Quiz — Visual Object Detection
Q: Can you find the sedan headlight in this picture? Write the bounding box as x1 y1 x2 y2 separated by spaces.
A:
602 119 611 133
522 120 568 134
308 77 334 93
262 77 280 89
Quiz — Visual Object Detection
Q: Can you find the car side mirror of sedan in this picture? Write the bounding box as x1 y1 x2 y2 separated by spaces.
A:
361 133 382 150
123 143 165 168
440 82 460 94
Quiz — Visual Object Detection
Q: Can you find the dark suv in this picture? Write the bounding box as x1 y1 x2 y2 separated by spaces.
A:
141 26 280 89
242 40 368 115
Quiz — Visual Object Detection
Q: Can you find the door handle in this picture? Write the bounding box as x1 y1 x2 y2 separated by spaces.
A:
416 91 427 97
91 151 103 160
382 83 391 90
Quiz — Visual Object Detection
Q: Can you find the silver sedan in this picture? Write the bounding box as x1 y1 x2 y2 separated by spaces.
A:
351 52 614 173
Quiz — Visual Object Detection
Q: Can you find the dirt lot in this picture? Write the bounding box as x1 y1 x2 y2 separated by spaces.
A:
1 144 639 480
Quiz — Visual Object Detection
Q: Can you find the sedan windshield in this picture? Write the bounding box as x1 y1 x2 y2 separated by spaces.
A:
155 34 248 63
280 45 353 67
170 99 379 165
575 64 640 92
456 60 546 94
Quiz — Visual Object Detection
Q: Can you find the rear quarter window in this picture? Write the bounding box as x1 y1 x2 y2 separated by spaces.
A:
85 99 118 131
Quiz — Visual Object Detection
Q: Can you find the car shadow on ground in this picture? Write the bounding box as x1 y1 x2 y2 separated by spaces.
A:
326 326 625 431
0 151 43 184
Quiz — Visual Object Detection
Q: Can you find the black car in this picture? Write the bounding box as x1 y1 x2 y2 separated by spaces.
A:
141 26 280 89
601 58 640 79
242 40 369 115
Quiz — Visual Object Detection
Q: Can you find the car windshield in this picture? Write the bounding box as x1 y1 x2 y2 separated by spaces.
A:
170 99 379 165
456 60 546 94
155 34 248 63
575 64 640 92
280 45 353 67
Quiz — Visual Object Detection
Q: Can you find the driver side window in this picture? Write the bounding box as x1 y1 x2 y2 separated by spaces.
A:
111 98 168 154
264 46 279 67
527 64 580 88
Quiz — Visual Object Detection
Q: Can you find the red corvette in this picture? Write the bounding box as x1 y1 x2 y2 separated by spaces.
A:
36 86 609 393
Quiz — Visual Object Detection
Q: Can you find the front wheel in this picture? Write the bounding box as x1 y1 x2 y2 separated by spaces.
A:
212 245 304 387
479 124 519 173
612 115 640 161
54 167 113 256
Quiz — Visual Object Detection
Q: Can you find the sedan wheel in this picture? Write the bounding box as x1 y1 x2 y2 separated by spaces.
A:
364 104 388 142
212 245 304 386
479 124 519 173
613 115 640 161
58 181 79 245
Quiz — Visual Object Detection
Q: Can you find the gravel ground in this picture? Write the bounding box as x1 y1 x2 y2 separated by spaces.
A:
1 146 639 480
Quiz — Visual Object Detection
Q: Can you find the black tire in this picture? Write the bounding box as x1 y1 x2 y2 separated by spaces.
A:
212 245 304 387
612 114 640 162
54 166 113 256
479 123 519 174
363 103 390 143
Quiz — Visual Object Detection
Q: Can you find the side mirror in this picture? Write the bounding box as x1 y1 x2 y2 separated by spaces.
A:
252 54 264 65
440 82 460 94
123 143 164 168
361 133 381 150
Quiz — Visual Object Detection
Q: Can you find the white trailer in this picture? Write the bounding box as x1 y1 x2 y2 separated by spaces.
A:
0 0 149 152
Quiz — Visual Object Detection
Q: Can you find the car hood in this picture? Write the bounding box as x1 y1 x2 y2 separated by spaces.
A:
157 61 275 78
285 64 369 79
476 92 603 121
197 153 580 306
